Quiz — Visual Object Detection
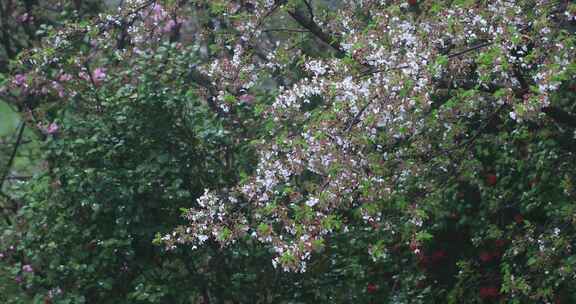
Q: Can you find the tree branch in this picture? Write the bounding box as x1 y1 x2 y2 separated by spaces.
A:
303 0 314 20
287 8 346 58
542 106 576 128
447 41 493 59
0 122 26 191
186 67 226 117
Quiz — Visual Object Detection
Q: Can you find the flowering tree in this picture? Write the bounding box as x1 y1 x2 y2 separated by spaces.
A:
165 0 576 302
0 1 108 301
2 0 576 303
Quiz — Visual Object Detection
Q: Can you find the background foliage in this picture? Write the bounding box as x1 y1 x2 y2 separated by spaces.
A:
1 0 575 303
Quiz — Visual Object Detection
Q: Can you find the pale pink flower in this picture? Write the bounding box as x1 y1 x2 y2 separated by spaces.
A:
163 19 178 33
79 71 91 82
13 74 27 87
151 4 166 22
52 81 66 98
16 13 32 23
58 73 73 82
92 68 106 85
239 94 255 105
38 122 59 135
46 122 59 134
22 264 33 273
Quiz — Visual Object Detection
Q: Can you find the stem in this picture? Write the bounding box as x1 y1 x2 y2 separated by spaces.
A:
0 122 26 191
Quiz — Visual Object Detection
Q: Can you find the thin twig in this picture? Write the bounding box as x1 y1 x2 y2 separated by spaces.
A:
447 41 493 59
5 176 32 181
355 64 409 80
304 0 315 20
0 121 25 191
262 28 310 33
0 139 32 145
344 99 374 132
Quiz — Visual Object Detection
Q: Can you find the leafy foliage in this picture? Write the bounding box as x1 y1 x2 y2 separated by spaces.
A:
1 0 576 303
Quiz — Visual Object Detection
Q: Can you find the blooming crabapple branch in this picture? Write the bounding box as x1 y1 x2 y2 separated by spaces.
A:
357 41 493 79
171 0 576 273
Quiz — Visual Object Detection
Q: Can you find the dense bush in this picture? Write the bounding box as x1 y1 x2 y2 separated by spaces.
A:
1 0 575 303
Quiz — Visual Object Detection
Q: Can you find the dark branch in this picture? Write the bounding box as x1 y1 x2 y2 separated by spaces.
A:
542 107 576 128
344 99 374 132
186 67 225 117
263 28 310 33
287 9 346 58
303 0 315 20
0 122 26 191
448 41 493 59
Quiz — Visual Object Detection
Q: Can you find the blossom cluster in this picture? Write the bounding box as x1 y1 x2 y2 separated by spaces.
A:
168 0 574 273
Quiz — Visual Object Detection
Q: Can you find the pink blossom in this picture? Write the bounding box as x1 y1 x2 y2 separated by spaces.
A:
13 74 27 87
16 13 32 23
51 81 66 98
58 73 73 82
163 19 178 33
38 122 59 135
239 94 255 105
79 71 91 82
150 4 167 22
22 264 33 273
47 123 59 134
92 68 107 85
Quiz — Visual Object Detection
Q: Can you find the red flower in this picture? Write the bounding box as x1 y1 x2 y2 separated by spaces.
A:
479 287 500 299
555 295 563 304
366 283 378 294
408 0 418 5
432 250 447 262
514 214 524 224
495 239 506 247
479 252 493 262
410 241 421 255
485 174 498 186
